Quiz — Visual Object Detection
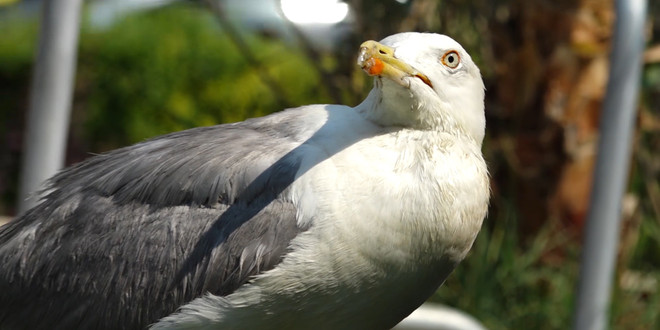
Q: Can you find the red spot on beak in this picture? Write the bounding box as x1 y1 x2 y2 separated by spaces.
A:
363 58 385 76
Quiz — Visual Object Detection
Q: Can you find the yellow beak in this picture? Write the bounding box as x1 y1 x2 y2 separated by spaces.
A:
357 40 433 88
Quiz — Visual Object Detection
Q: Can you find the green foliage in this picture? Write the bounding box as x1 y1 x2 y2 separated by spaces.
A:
433 201 578 330
632 216 660 270
77 4 328 150
0 20 36 73
435 198 660 329
0 14 37 122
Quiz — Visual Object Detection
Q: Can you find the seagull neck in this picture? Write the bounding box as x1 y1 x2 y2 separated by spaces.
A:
354 88 481 145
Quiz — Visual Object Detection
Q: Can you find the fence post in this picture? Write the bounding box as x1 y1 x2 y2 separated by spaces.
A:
573 1 647 329
18 0 83 214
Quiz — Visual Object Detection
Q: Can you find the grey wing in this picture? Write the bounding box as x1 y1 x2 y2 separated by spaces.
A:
0 111 315 330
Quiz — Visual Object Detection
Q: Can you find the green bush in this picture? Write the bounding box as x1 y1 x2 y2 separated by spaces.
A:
77 4 329 150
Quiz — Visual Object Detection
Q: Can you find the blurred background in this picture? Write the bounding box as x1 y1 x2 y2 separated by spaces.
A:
0 0 658 328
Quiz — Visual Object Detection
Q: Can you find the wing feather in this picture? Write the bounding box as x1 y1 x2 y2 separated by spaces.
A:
0 108 325 330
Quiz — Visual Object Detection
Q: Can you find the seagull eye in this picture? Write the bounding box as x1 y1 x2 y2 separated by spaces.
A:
441 51 460 69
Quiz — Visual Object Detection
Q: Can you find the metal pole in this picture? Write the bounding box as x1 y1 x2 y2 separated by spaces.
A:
18 0 83 214
573 1 647 329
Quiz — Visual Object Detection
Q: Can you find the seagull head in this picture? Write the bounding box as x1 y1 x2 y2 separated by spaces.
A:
356 32 486 144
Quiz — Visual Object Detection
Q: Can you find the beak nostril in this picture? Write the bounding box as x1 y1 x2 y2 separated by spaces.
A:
379 49 387 55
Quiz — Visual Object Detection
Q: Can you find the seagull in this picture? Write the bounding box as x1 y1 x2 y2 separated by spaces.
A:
0 32 489 330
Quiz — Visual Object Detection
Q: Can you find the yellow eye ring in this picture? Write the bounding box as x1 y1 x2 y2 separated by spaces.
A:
441 51 460 68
